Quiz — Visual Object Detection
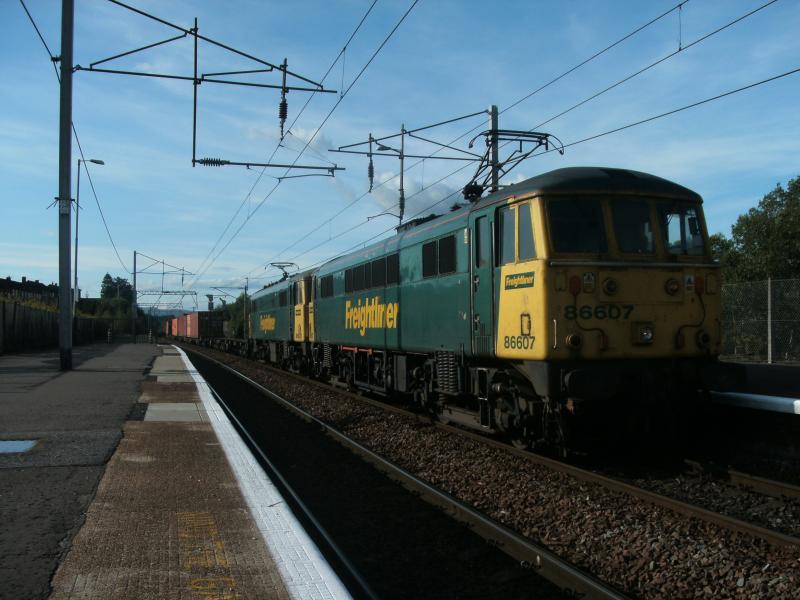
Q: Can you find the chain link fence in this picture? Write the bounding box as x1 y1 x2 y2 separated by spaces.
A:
721 278 800 363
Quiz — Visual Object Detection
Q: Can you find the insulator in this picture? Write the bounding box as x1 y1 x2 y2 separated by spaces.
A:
198 157 225 167
367 158 374 191
278 97 288 121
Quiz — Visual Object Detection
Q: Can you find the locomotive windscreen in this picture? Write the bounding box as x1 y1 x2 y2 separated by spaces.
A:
547 197 608 253
658 203 706 256
611 199 654 254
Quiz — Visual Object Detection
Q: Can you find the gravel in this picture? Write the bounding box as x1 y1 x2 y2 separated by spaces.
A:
182 345 800 599
626 472 800 539
188 350 563 600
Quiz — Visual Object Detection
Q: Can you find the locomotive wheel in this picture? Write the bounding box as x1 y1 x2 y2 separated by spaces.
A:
313 363 327 380
413 387 439 416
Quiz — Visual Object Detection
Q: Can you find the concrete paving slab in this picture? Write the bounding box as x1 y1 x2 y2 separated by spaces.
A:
154 373 197 383
5 342 344 600
138 381 198 403
151 355 187 373
178 347 350 600
144 402 207 422
49 421 291 600
150 355 197 383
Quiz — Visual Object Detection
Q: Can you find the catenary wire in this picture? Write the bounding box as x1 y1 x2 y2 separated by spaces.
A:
72 128 130 273
501 0 691 115
264 0 780 275
190 0 379 282
242 110 488 279
239 0 694 282
529 0 780 132
241 63 800 288
189 0 420 288
20 0 131 274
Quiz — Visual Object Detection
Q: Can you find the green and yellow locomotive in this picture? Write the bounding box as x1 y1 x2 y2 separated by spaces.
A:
248 167 727 447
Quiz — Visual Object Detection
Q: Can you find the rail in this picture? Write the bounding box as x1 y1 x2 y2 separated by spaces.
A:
200 372 378 600
684 459 800 500
181 344 800 551
183 346 627 600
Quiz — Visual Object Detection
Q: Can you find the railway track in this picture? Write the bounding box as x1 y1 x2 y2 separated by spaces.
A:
683 459 800 500
202 374 378 599
288 364 800 547
186 343 800 547
178 344 800 597
186 345 626 600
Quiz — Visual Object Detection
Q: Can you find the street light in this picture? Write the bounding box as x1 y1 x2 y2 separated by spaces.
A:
73 158 104 318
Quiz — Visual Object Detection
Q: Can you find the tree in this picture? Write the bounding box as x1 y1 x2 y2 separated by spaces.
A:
712 176 800 282
100 273 133 304
225 293 248 338
100 273 114 298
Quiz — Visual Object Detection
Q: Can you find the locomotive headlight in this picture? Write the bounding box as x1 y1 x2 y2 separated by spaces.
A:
664 278 680 296
602 278 618 295
696 329 711 349
633 322 655 345
565 333 583 349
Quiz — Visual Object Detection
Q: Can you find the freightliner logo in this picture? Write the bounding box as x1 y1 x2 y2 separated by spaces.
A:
345 296 399 336
505 272 535 290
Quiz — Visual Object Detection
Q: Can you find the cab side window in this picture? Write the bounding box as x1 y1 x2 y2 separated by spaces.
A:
497 203 535 264
422 241 438 278
475 216 490 267
386 253 400 284
518 203 536 260
438 235 456 275
497 205 515 265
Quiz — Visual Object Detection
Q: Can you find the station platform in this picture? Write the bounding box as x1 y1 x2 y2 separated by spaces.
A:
712 361 800 415
0 343 348 600
711 391 800 415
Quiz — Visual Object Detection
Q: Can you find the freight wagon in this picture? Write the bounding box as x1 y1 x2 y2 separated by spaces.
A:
186 311 225 339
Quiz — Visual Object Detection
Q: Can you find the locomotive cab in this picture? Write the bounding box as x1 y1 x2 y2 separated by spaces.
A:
541 194 720 361
469 167 724 448
241 166 730 452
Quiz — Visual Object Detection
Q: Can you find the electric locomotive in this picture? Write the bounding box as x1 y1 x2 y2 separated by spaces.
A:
244 166 729 447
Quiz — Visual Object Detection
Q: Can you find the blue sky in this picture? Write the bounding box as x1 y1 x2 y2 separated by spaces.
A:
2 0 799 306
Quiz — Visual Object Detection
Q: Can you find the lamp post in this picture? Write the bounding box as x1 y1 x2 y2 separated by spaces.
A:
73 158 104 319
